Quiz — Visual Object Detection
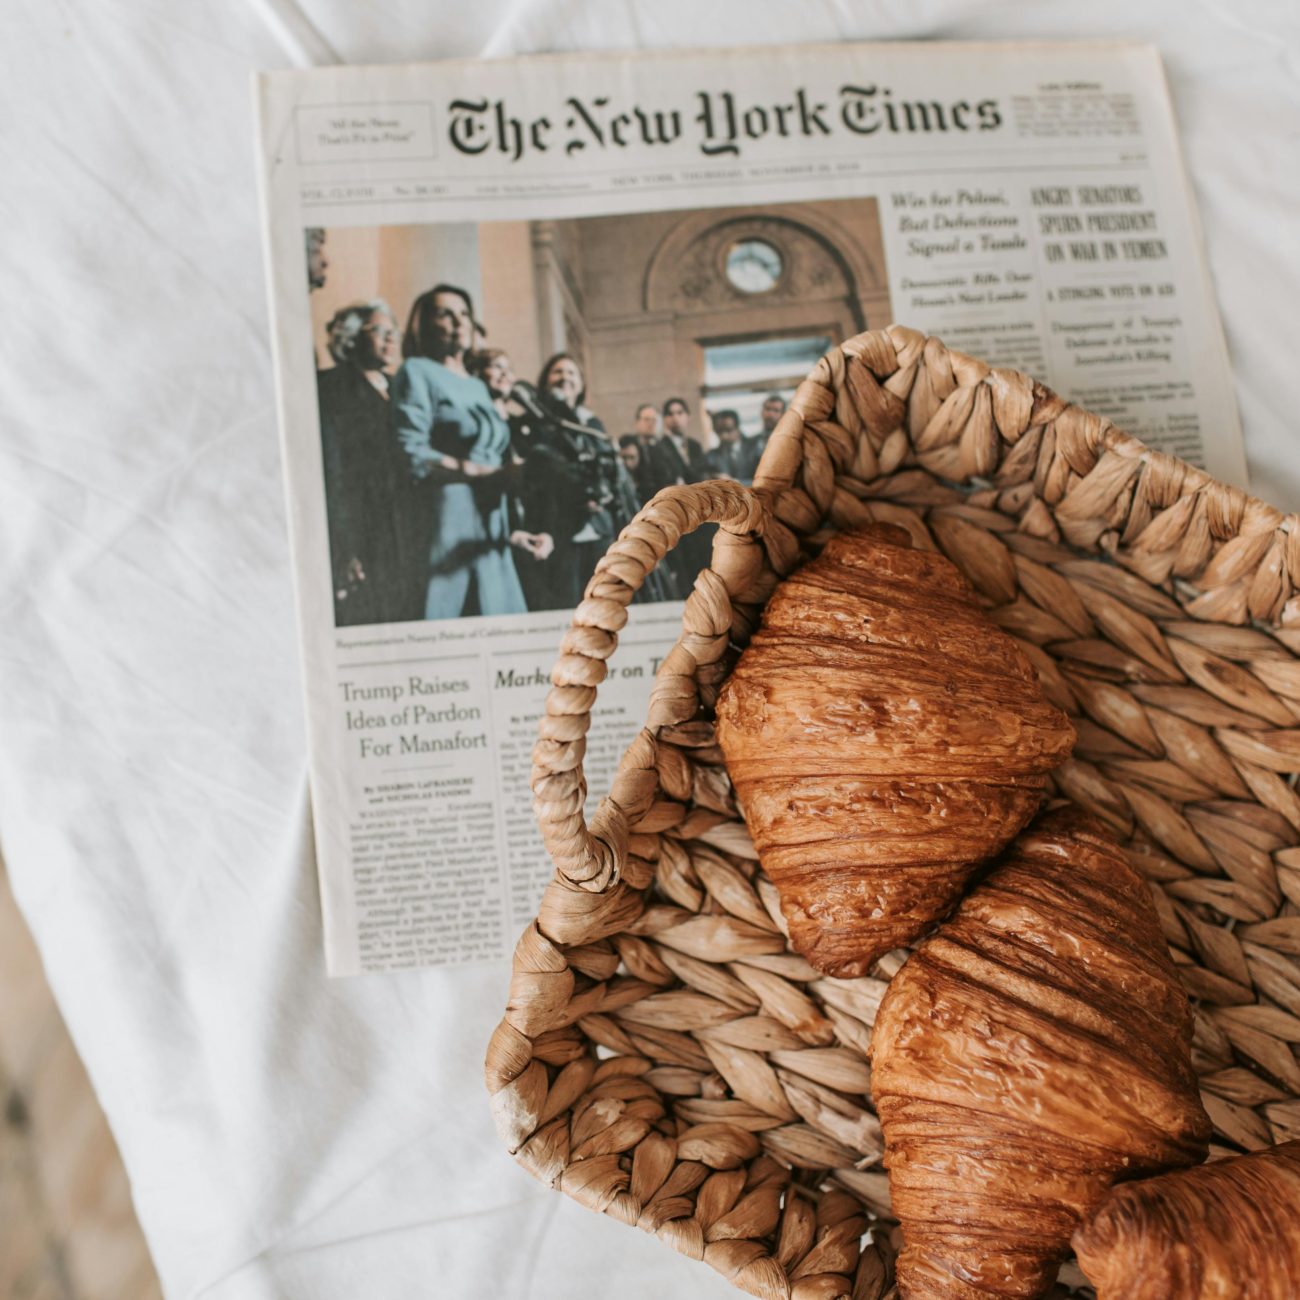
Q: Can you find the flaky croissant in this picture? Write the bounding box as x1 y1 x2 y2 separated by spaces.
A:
870 808 1211 1299
715 524 1074 977
1073 1141 1300 1299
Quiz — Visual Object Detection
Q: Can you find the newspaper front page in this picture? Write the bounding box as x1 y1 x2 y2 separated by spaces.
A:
255 41 1247 975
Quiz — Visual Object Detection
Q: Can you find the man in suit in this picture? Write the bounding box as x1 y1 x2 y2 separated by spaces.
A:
650 396 711 597
624 402 666 502
651 395 710 488
705 408 760 485
749 392 786 460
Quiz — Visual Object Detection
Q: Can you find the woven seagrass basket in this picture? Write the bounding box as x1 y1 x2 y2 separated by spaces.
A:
485 325 1300 1300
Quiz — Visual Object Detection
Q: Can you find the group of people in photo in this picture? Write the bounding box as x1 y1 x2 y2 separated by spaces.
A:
313 260 787 626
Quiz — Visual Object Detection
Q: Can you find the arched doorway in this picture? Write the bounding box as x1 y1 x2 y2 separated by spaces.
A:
646 210 881 432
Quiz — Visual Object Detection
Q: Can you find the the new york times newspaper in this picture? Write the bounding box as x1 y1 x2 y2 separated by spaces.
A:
255 41 1246 975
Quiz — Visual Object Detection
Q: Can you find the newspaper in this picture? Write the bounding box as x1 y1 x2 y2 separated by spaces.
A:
255 41 1247 976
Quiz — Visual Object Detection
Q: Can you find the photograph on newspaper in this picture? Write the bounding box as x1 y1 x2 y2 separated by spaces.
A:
306 201 890 629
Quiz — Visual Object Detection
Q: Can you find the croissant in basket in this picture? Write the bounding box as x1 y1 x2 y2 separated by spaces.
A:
714 523 1074 977
1072 1140 1300 1299
869 808 1212 1298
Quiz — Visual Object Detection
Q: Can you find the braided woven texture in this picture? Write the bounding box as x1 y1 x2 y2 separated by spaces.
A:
486 325 1300 1300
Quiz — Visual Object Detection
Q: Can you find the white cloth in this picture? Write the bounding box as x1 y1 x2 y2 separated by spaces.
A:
0 3 1296 1298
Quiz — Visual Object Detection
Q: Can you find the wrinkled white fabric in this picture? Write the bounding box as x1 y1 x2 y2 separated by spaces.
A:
0 3 1296 1297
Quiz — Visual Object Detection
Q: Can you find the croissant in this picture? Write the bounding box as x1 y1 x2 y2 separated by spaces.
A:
1072 1141 1300 1299
715 523 1074 977
870 807 1211 1299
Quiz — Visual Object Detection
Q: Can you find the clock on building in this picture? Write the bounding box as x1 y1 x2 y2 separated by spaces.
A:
725 238 783 294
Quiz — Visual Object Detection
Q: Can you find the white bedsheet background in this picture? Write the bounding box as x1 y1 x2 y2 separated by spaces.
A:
0 3 1296 1297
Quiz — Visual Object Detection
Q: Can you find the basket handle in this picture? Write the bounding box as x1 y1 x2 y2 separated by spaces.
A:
530 479 768 893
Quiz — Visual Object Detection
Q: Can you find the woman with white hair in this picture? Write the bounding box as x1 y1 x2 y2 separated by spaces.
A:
325 299 377 366
317 299 422 625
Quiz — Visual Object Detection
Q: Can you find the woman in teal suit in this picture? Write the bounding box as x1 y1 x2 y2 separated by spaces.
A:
391 284 526 620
